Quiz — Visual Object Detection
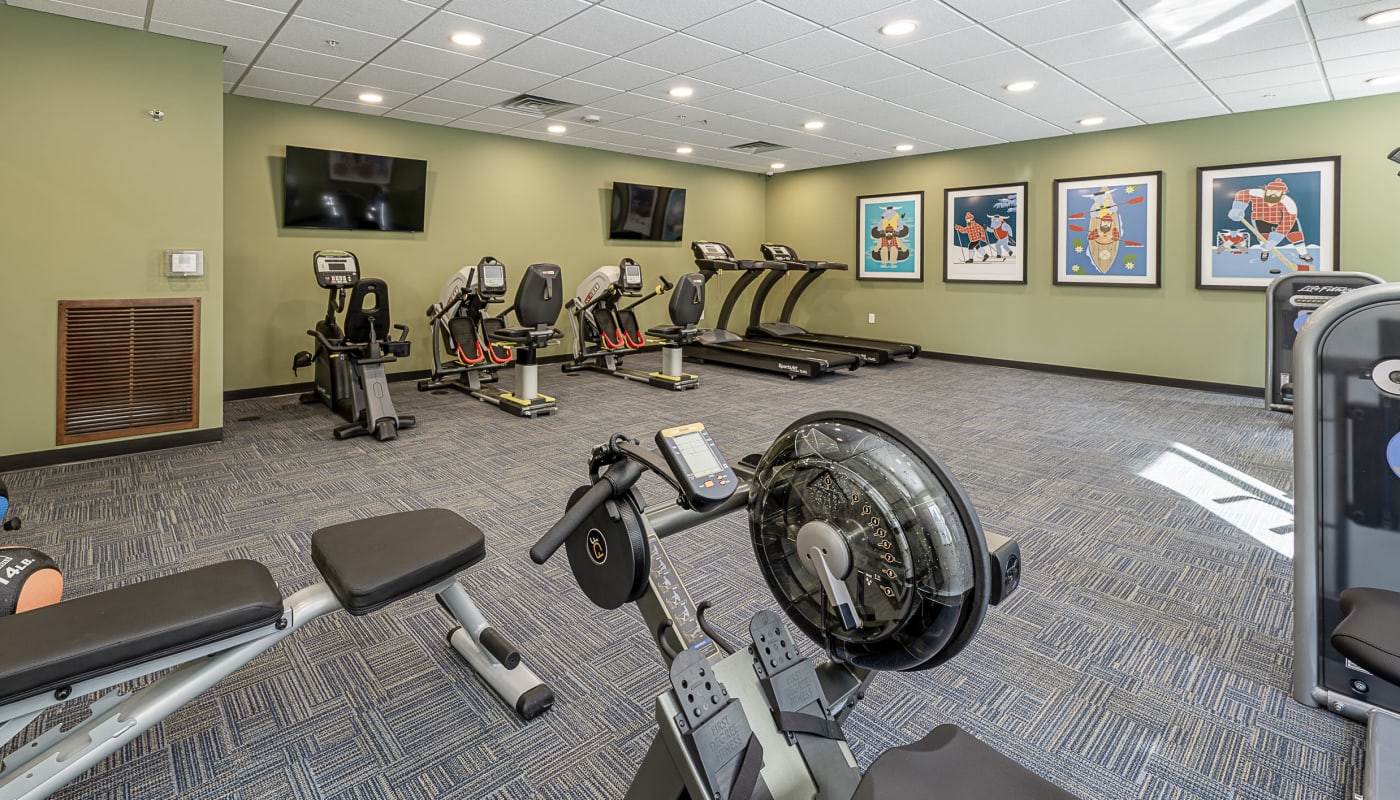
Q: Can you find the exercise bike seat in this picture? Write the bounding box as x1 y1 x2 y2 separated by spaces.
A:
1333 587 1400 684
312 509 486 616
0 560 283 704
853 724 1079 800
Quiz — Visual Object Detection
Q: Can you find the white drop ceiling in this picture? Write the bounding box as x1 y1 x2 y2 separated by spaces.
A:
8 0 1400 172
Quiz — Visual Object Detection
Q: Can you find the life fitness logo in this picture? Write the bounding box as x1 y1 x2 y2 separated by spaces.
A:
586 528 607 564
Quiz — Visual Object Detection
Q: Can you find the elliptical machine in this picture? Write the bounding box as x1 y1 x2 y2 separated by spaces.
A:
292 250 415 442
561 258 704 391
418 258 564 418
531 415 1073 800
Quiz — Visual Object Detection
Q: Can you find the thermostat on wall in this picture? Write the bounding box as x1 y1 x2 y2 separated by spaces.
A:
165 250 204 277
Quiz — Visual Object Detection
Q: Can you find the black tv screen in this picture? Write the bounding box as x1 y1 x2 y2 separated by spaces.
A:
283 145 427 231
609 182 686 241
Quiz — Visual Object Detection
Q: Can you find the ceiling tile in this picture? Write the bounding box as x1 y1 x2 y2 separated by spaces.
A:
805 51 918 89
293 0 434 39
633 76 729 104
751 29 873 71
1077 63 1202 96
598 0 750 30
1219 82 1330 111
1316 26 1400 59
888 26 1011 71
934 49 1058 92
235 85 318 104
763 0 906 26
543 5 671 55
441 0 590 33
1098 81 1215 106
1206 64 1323 94
428 81 519 106
1024 22 1158 64
1330 78 1400 99
325 82 416 107
271 17 393 63
496 37 610 74
151 0 285 40
685 89 771 115
987 0 1132 44
568 58 674 91
531 77 621 105
1162 15 1308 60
1058 45 1183 84
735 101 822 128
560 107 629 126
232 0 295 10
624 33 740 72
455 61 558 93
830 0 974 47
253 44 364 82
1186 43 1316 79
402 12 531 60
385 109 454 124
223 61 247 82
347 63 445 95
1307 0 1396 39
313 97 391 116
461 106 538 127
371 41 483 80
743 72 842 102
684 3 820 54
447 117 511 133
9 0 144 24
148 21 265 63
1131 0 1293 43
941 0 1064 21
607 116 685 137
396 95 481 118
590 92 673 115
1123 95 1225 124
1300 0 1374 10
1324 48 1400 78
796 87 890 121
241 66 337 96
687 55 794 89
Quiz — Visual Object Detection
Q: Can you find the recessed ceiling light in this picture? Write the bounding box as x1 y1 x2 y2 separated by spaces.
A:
1367 74 1400 85
358 93 383 104
1079 116 1106 126
450 32 482 47
1005 80 1036 93
770 162 786 170
676 146 693 154
668 86 693 98
1363 8 1400 25
803 120 825 130
879 19 918 36
894 144 914 152
547 124 567 134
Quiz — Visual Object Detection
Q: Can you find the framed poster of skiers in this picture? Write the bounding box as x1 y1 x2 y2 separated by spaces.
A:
857 191 923 281
944 182 1027 284
1053 171 1162 288
1195 156 1340 290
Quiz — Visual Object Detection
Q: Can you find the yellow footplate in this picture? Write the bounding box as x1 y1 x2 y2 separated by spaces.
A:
501 392 555 406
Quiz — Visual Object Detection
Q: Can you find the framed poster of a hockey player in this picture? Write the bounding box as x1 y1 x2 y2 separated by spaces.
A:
1053 171 1162 287
944 182 1027 284
1195 156 1340 289
858 191 923 281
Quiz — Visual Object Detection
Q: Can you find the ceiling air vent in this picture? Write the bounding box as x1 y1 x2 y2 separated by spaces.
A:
728 141 787 155
496 94 579 117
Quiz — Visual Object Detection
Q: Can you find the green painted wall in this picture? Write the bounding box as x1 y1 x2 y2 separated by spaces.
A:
0 7 224 458
765 94 1400 387
223 95 766 391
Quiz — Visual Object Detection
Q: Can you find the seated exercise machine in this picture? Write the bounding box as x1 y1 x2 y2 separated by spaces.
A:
1292 282 1400 799
561 257 704 391
687 241 862 379
752 244 921 365
1264 271 1382 412
292 250 415 441
530 414 1071 800
0 508 554 800
418 258 564 418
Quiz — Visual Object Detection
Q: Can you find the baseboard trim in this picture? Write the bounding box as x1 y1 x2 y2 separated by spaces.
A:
919 351 1260 398
0 428 224 471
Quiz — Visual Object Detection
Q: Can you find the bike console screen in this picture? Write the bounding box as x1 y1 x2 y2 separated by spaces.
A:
655 423 736 511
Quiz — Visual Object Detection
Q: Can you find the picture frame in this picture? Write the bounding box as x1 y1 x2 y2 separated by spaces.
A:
1053 171 1161 288
943 182 1028 284
1195 156 1340 290
857 191 923 281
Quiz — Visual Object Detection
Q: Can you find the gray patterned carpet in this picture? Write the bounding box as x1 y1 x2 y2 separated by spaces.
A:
1 357 1360 799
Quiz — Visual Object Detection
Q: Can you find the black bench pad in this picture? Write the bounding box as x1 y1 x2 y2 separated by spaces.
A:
0 560 283 706
1334 587 1400 685
854 724 1079 800
312 508 485 616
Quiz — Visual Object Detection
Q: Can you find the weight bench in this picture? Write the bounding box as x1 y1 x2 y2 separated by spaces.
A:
0 508 553 800
1332 588 1400 800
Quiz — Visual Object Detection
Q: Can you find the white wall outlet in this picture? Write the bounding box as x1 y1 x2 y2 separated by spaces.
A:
867 313 876 324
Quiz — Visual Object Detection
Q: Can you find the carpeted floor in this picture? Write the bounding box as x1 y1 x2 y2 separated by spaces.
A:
1 357 1359 799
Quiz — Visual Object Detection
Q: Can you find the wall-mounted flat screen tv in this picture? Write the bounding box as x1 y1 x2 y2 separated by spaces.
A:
609 182 686 241
283 145 427 232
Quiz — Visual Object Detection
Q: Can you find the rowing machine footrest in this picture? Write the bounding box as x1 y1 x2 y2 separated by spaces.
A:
312 509 486 616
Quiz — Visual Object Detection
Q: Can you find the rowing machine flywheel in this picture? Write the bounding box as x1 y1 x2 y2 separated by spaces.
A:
748 412 991 671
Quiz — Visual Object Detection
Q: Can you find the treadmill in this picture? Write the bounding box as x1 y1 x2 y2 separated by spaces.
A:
688 241 862 378
749 243 921 365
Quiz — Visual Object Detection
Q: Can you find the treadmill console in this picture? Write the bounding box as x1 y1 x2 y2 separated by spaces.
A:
620 259 643 292
761 244 798 262
477 258 507 299
655 423 736 512
691 241 733 261
313 250 360 288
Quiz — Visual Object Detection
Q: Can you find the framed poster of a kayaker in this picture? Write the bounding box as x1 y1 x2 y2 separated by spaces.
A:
1195 156 1339 290
858 191 923 281
1053 171 1162 288
944 182 1027 284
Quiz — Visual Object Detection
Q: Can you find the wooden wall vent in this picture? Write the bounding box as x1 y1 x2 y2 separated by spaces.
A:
57 298 200 445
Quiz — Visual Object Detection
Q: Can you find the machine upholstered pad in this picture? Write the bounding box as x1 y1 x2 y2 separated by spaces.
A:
853 724 1079 799
1333 587 1400 685
0 560 283 705
311 508 486 615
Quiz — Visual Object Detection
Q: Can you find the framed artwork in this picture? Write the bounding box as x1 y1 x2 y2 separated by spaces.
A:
943 182 1027 284
1195 156 1340 290
1053 171 1162 288
858 191 923 281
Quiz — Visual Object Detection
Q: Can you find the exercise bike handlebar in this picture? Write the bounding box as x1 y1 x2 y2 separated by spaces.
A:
530 459 646 564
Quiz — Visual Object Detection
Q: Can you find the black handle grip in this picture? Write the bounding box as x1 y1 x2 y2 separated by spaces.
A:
478 626 521 670
530 479 616 564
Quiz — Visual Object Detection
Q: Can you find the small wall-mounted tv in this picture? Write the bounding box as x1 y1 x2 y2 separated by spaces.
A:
283 145 427 232
609 182 686 241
